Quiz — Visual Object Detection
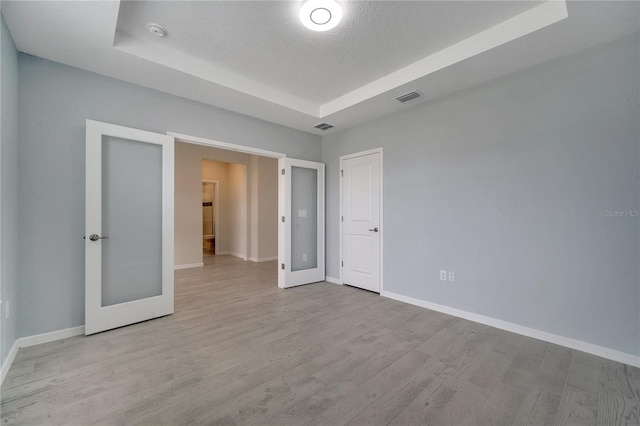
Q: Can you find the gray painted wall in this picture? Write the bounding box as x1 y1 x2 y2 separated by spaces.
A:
17 54 320 337
1 15 19 366
322 34 640 356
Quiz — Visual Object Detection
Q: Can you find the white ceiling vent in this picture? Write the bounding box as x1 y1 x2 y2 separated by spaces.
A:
314 123 334 131
395 91 423 103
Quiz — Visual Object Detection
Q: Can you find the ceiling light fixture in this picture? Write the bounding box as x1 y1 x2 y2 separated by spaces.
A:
299 0 343 32
147 23 167 37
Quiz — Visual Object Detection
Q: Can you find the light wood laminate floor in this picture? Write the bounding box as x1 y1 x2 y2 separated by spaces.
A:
2 255 639 425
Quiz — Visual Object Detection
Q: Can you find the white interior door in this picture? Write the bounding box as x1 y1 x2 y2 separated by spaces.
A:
342 151 381 293
278 158 325 288
85 120 174 335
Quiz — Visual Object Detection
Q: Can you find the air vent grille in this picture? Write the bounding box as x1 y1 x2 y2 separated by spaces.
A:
314 123 334 131
395 91 422 103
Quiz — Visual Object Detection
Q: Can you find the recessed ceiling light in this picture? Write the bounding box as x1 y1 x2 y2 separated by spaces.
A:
147 23 167 37
299 0 343 32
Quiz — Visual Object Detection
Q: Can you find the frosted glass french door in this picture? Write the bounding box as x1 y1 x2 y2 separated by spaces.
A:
278 158 325 288
85 120 174 335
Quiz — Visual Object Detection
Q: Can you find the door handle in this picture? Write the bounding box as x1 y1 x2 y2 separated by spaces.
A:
88 234 109 241
368 227 379 232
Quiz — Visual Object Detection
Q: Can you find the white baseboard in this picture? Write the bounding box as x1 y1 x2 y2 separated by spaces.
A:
248 256 278 263
18 325 85 348
216 251 247 260
174 263 204 270
325 276 342 285
381 291 640 368
1 325 85 385
1 340 19 385
227 252 247 260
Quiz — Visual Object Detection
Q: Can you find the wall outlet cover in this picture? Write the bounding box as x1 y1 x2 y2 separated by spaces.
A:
439 270 447 281
448 271 455 282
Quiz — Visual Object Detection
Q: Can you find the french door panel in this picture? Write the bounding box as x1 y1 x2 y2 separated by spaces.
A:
278 158 325 288
85 120 174 335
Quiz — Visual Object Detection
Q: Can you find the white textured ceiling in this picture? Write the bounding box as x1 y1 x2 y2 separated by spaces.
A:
2 1 639 135
116 1 542 104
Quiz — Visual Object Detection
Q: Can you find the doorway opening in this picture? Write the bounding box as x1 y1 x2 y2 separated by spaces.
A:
170 131 325 290
174 137 280 274
201 180 219 256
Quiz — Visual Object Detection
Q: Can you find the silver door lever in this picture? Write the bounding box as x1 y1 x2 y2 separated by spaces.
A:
88 234 109 241
369 227 379 232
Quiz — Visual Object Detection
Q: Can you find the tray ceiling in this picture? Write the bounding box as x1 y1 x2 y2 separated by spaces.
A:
3 1 639 134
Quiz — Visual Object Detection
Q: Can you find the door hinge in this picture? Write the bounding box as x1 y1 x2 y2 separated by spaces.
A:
281 216 285 222
340 170 343 177
281 169 285 175
281 263 285 270
341 215 343 222
341 261 343 267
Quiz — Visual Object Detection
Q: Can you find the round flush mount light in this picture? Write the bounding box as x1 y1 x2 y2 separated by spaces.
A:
299 0 343 32
147 23 167 37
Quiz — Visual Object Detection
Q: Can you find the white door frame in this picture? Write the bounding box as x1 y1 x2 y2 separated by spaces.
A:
167 132 286 159
85 120 174 335
202 180 220 254
339 148 384 293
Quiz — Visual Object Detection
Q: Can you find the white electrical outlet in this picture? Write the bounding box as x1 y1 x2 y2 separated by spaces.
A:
439 270 447 281
5 300 9 320
303 253 308 262
448 271 455 282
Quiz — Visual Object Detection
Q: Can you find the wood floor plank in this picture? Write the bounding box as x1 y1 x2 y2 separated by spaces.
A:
566 350 602 403
474 382 526 425
264 349 430 426
192 357 331 425
513 384 562 426
501 365 537 393
2 254 639 426
596 389 639 426
344 377 431 426
596 361 639 426
312 350 437 425
388 382 457 426
540 344 573 377
532 368 568 397
554 385 597 426
430 381 491 426
469 355 511 391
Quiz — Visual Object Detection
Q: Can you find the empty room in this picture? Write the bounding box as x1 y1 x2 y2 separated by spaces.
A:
0 1 638 425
